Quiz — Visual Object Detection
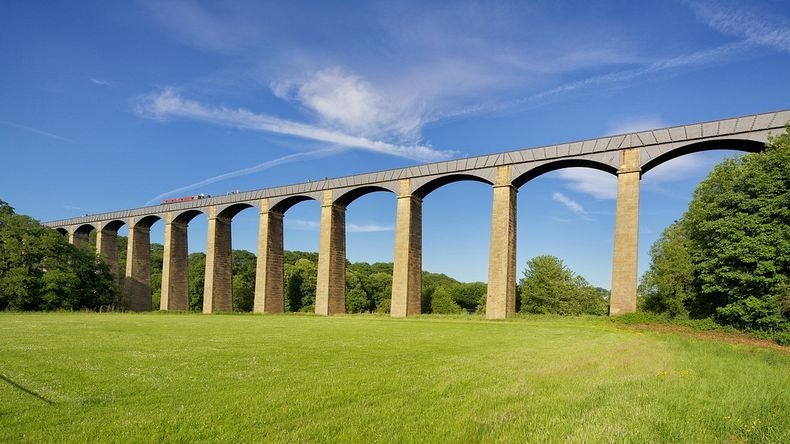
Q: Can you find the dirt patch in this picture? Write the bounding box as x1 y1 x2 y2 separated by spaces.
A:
617 323 789 354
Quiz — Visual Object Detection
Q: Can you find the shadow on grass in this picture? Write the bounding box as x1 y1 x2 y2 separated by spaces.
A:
0 373 53 405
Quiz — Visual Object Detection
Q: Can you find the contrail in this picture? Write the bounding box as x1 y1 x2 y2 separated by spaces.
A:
146 146 345 205
0 120 72 142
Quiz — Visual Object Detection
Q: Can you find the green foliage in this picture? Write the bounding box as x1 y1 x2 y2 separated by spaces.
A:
232 250 256 311
0 199 116 311
188 253 205 311
430 286 463 314
639 223 695 317
284 257 317 311
642 128 790 336
519 255 608 315
150 243 164 309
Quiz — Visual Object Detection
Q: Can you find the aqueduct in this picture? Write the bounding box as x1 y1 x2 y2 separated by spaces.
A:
45 110 789 318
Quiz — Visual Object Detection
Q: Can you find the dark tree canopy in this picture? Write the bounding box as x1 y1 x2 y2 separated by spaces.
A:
0 200 116 311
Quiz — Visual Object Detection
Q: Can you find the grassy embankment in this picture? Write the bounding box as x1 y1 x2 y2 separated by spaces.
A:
1 313 788 443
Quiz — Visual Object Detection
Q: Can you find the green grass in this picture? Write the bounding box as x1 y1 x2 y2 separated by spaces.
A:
1 313 788 443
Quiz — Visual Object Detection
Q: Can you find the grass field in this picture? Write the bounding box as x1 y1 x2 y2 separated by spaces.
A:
1 313 788 443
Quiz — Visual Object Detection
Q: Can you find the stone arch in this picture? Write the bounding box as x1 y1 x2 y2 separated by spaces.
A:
74 223 97 236
413 173 495 199
100 220 126 233
512 158 618 189
55 227 68 236
270 195 319 214
217 203 254 220
335 185 395 207
641 138 765 176
134 214 162 229
172 209 205 225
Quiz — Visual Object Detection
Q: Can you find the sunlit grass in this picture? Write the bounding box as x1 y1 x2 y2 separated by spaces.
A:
1 313 787 443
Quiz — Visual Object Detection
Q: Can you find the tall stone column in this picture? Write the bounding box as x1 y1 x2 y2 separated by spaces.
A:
203 206 233 313
69 229 89 249
486 165 517 319
125 218 153 312
610 148 641 314
254 199 285 313
391 179 422 317
161 213 189 311
96 227 119 288
315 190 346 315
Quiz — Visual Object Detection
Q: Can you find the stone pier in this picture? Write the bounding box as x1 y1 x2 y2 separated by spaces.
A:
486 165 517 319
610 148 641 314
69 230 89 249
315 190 346 315
203 206 233 313
96 226 119 288
254 199 285 313
125 218 153 312
161 213 190 311
390 179 422 317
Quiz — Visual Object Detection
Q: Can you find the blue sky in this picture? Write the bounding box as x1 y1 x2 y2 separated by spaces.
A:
1 0 789 288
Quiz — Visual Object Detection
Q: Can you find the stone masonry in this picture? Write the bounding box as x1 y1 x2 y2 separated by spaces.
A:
390 179 423 317
486 165 517 319
203 206 233 313
315 190 346 315
160 213 190 311
125 218 153 312
254 199 285 313
610 148 641 314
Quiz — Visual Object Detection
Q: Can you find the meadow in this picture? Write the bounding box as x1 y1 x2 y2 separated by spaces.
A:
1 313 787 443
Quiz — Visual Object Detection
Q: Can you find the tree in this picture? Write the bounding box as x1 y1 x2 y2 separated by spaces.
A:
430 287 463 314
232 249 257 311
639 222 695 317
0 199 116 311
683 130 789 331
188 252 206 311
519 255 607 315
284 258 317 312
449 282 487 313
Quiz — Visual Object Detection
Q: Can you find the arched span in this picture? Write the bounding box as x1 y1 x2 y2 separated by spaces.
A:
513 159 618 189
172 209 204 225
270 195 318 214
217 203 254 219
74 224 96 236
414 174 494 199
102 220 125 233
641 138 765 176
135 215 161 229
335 186 394 207
55 227 68 236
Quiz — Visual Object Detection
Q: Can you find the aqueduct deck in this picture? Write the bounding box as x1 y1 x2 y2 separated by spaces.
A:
45 109 790 317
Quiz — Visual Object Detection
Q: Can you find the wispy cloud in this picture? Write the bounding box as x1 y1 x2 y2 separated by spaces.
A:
286 218 392 233
90 78 109 85
0 120 71 142
552 192 588 215
347 223 394 233
688 0 790 52
272 67 426 142
137 88 455 163
145 147 343 205
554 169 618 200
